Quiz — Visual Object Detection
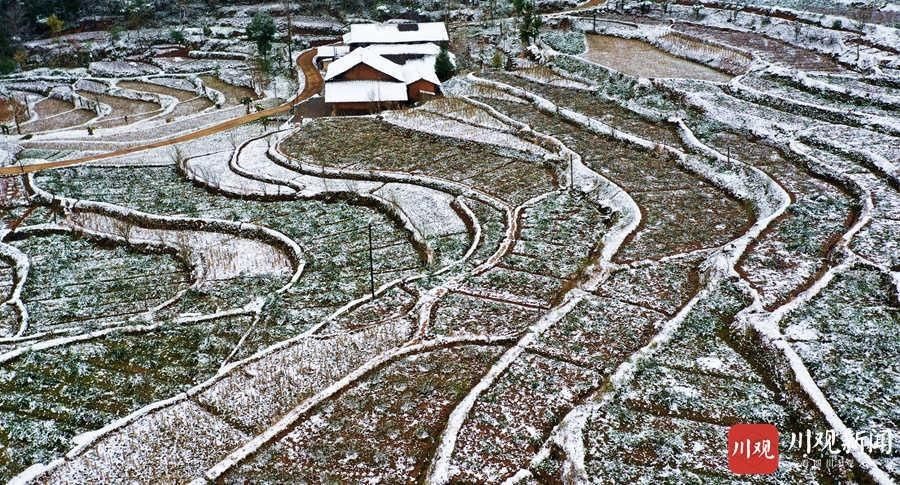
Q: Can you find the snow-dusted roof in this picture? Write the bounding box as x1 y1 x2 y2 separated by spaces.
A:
316 45 351 59
363 43 442 57
324 81 409 103
402 56 441 85
324 48 405 82
343 22 449 45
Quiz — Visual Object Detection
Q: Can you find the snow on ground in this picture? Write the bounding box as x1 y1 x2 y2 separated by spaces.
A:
42 401 248 483
2 4 899 483
381 108 550 157
372 183 467 237
185 149 297 197
65 207 293 284
88 61 161 77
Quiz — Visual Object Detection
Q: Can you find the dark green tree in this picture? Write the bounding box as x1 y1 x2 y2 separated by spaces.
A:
434 47 455 82
246 12 276 59
519 1 542 45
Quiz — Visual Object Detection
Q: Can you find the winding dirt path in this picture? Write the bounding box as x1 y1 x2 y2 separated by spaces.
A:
0 48 324 177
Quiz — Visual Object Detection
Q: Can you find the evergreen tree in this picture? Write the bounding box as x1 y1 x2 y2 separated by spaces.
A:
434 46 455 82
247 12 276 59
519 1 542 45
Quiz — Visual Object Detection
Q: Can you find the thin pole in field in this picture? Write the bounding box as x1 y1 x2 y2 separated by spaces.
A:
368 224 375 298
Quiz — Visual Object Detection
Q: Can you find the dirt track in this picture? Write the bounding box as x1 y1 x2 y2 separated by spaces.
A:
0 47 323 176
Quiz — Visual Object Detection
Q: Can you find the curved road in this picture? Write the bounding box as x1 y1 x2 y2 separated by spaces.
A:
0 47 323 176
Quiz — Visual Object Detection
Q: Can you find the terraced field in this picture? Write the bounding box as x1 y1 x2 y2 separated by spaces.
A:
0 1 897 483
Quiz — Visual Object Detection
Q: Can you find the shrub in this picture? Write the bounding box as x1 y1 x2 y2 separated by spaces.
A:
435 47 455 81
491 51 504 69
0 56 16 74
169 29 185 44
110 25 124 42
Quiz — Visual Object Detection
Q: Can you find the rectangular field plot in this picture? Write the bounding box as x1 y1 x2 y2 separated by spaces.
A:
226 344 505 483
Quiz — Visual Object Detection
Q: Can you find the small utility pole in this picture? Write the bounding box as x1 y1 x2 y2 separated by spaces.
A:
367 224 375 298
569 155 575 191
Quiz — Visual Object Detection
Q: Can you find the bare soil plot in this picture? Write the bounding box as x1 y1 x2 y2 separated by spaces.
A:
33 97 74 119
582 34 733 82
199 75 259 106
0 97 21 123
19 108 96 134
281 118 556 206
117 81 213 119
226 344 505 483
75 91 160 129
76 91 160 116
474 96 578 136
168 96 214 119
674 23 846 73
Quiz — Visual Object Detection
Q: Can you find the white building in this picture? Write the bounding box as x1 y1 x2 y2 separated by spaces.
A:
321 22 449 113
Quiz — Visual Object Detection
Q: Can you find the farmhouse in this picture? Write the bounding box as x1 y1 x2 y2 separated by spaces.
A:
322 22 448 114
